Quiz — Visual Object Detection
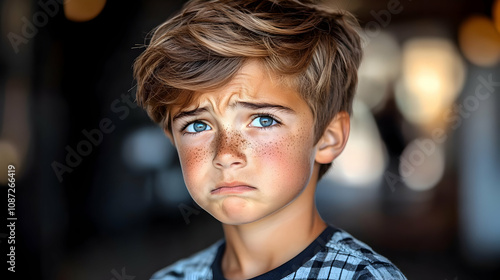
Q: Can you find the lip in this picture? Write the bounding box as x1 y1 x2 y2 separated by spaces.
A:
211 182 256 195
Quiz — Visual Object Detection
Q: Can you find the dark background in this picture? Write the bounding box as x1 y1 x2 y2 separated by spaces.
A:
0 0 499 279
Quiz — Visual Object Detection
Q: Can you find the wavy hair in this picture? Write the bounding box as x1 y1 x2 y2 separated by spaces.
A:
133 0 363 179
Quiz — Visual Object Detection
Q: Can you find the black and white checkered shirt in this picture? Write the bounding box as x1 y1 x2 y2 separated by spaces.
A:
151 226 406 279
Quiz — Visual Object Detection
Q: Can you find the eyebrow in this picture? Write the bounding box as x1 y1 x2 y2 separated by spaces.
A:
233 101 296 114
172 107 208 122
172 101 295 122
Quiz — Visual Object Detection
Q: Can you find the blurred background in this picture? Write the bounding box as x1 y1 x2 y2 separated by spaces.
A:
0 0 499 279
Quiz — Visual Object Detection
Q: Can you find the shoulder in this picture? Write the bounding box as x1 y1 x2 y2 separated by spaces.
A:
320 228 407 279
149 240 223 280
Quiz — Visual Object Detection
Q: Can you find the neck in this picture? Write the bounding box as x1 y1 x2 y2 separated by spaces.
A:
220 172 327 280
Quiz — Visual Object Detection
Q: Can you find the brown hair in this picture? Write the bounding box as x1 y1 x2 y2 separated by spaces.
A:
133 0 363 179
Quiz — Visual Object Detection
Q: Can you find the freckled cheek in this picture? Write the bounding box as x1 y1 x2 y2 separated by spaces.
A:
255 134 312 180
178 146 211 182
256 140 287 165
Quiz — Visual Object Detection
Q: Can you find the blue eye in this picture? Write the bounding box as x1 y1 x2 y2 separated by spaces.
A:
250 116 277 128
185 121 211 133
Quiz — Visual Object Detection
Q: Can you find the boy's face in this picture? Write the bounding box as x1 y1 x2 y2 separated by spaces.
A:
169 61 320 225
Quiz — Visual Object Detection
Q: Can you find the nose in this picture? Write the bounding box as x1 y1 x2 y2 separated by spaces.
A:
212 129 247 169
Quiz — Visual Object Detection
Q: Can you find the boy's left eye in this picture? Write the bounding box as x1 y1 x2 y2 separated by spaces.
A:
250 116 278 128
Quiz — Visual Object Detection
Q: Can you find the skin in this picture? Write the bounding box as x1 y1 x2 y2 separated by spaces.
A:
167 60 350 280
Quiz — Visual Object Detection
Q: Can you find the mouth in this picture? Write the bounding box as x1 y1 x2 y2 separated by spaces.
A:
211 182 256 195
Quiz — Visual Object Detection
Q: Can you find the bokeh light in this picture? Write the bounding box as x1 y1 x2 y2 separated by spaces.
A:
64 0 107 22
459 15 500 67
325 100 388 187
122 126 173 171
399 138 445 192
1 0 30 36
1 79 32 180
395 38 466 127
0 140 20 185
357 31 401 111
495 0 500 33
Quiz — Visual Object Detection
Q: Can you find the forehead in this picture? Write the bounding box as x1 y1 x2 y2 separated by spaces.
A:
171 60 307 115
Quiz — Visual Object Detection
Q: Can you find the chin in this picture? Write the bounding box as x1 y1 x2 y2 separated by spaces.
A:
214 206 287 227
209 207 266 226
210 210 262 225
219 219 255 226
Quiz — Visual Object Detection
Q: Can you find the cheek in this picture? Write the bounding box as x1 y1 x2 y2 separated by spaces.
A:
178 146 210 183
257 139 289 166
256 131 314 181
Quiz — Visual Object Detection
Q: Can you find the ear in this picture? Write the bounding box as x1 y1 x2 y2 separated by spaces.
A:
315 111 350 164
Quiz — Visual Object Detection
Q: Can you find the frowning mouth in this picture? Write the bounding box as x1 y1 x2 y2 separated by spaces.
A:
211 182 256 195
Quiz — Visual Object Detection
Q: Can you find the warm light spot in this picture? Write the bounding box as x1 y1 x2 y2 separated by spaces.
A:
64 0 106 22
396 38 466 127
494 0 500 33
0 140 20 185
1 79 31 179
1 0 31 35
414 72 442 94
459 15 500 67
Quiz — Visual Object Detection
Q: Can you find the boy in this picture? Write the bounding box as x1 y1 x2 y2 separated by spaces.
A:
133 0 406 279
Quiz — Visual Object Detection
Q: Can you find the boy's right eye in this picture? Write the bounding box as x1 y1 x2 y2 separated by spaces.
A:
185 121 212 133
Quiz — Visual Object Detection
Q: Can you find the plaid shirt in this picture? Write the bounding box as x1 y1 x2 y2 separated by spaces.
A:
151 226 407 280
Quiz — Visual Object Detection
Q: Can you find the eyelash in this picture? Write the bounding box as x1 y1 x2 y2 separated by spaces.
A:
251 113 282 129
179 113 282 135
180 120 206 134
